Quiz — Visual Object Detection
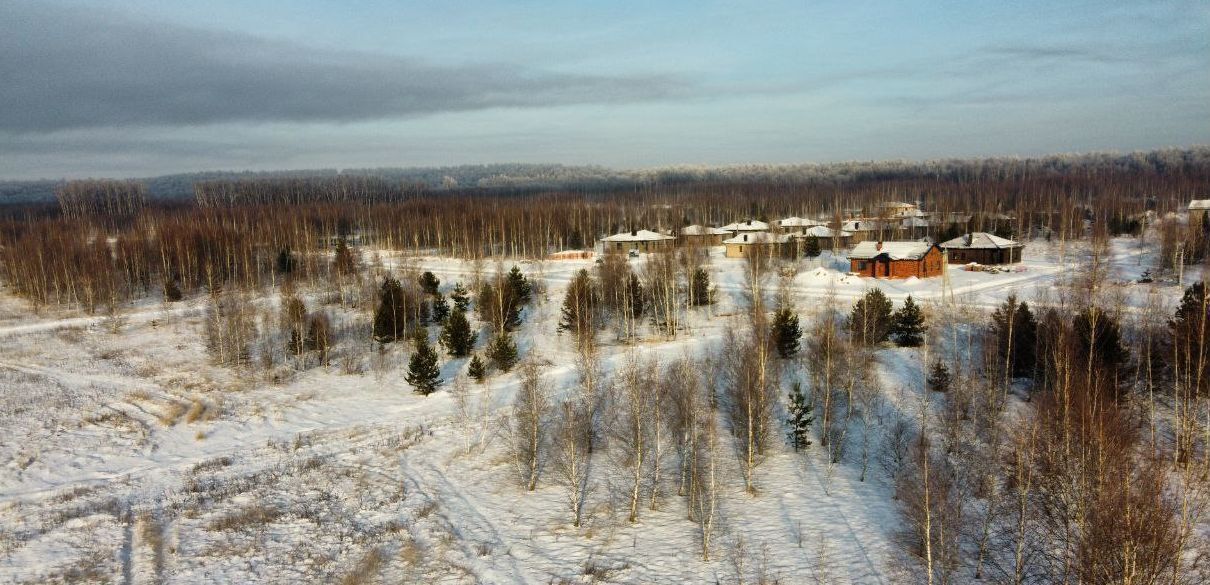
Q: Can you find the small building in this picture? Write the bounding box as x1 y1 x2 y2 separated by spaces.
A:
899 216 930 238
868 201 919 218
720 219 770 235
841 219 891 244
775 216 823 232
939 232 1024 265
849 240 945 279
600 229 676 253
1189 200 1210 228
724 232 795 259
792 225 853 251
676 225 730 246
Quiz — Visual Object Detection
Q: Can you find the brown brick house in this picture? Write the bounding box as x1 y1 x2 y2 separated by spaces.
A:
849 241 945 278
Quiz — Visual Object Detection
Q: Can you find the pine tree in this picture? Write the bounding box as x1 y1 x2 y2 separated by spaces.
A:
333 238 357 275
690 268 713 306
373 276 407 343
440 307 476 357
849 288 894 345
626 273 644 318
431 294 450 323
488 333 519 372
419 271 440 296
507 266 532 306
991 295 1038 378
771 307 802 358
450 282 471 312
163 279 182 302
803 236 821 258
891 295 926 347
927 360 951 393
406 331 442 396
558 269 598 337
786 382 814 451
467 354 487 383
275 248 296 275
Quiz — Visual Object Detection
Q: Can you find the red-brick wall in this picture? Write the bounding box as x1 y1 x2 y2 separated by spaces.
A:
849 246 944 278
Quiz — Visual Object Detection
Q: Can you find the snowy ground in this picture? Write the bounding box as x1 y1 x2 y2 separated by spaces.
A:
0 237 1189 583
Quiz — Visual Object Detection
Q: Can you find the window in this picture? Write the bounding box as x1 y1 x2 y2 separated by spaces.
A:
857 260 867 270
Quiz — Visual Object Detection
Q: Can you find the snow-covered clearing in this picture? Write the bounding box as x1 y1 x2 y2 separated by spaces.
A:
0 237 1186 583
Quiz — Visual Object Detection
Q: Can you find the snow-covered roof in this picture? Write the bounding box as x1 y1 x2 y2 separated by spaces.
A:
901 217 930 228
842 220 885 232
720 220 770 231
849 240 935 260
939 232 1022 249
775 216 822 228
678 224 730 236
795 225 852 238
723 232 792 245
601 229 676 242
1189 200 1210 210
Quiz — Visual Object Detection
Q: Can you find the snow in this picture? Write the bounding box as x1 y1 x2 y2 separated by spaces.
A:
0 235 1192 583
849 241 933 260
722 232 792 245
720 220 770 232
678 225 730 236
600 229 675 242
938 232 1021 249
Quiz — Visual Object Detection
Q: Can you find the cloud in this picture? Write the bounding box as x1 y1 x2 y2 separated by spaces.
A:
0 2 691 133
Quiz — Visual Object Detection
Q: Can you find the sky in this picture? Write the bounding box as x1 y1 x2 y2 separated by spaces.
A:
1 0 1208 180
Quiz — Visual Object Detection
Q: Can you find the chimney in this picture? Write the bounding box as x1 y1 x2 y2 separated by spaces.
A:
876 241 883 251
631 229 637 237
743 234 748 242
746 220 752 226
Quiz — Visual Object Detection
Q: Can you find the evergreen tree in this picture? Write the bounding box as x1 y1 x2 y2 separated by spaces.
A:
406 331 442 395
507 266 532 306
419 271 441 296
991 295 1038 378
163 279 182 302
690 268 713 306
927 361 952 393
373 276 407 343
1171 282 1210 396
803 236 821 258
558 269 598 338
771 307 802 358
431 294 450 323
891 295 926 347
849 288 894 345
626 273 644 318
467 354 487 383
450 282 471 313
275 248 296 275
1073 308 1129 377
786 382 814 451
440 307 476 357
488 333 519 372
333 238 357 275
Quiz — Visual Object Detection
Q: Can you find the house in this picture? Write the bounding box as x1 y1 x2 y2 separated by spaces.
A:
792 225 853 250
1189 200 1210 228
841 219 891 244
720 219 770 235
676 225 730 246
849 240 945 278
868 201 919 218
724 232 795 259
899 216 930 238
600 229 676 253
939 232 1024 265
775 217 823 232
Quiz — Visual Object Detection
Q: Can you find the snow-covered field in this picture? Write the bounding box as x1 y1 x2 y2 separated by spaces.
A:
0 237 1188 584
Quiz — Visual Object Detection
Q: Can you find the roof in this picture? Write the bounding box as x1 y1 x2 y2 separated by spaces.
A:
939 232 1022 249
601 229 676 243
843 220 886 231
776 216 822 228
849 240 935 260
720 220 770 231
1190 200 1210 210
901 217 930 228
723 232 792 245
678 224 730 236
795 225 852 238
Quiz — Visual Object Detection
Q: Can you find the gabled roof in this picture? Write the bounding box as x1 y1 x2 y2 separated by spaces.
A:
723 232 792 245
795 225 852 238
849 240 935 260
776 216 822 228
843 220 886 231
901 217 930 227
939 232 1022 250
1190 200 1210 210
601 229 676 242
678 224 730 236
720 220 770 231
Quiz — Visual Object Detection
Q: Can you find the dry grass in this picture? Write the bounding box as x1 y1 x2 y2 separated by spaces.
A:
339 547 385 585
157 401 188 427
207 504 283 532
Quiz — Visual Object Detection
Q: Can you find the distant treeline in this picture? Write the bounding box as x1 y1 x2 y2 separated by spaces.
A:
2 146 1207 204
